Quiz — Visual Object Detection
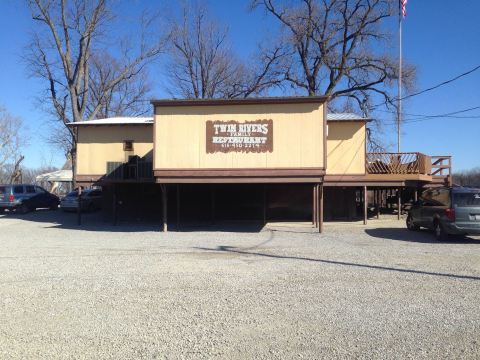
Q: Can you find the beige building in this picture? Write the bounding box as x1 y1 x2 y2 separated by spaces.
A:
70 96 451 231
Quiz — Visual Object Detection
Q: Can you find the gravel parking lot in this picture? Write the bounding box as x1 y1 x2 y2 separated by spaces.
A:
0 210 479 359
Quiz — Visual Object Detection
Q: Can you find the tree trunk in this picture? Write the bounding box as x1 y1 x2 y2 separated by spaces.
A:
70 146 77 189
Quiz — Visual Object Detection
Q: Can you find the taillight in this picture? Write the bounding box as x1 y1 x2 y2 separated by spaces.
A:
8 195 14 202
445 208 455 221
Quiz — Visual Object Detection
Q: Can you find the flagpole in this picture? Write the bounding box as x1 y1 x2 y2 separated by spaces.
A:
397 0 403 153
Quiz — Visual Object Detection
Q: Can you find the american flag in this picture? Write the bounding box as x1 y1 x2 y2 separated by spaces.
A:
401 0 408 18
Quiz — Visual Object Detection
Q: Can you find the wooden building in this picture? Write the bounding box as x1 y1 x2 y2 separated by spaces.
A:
70 96 451 231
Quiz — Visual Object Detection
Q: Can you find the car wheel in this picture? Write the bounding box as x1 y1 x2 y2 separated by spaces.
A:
434 221 448 241
406 215 419 231
17 203 30 214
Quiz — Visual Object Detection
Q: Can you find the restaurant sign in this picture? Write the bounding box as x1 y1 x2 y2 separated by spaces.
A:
206 119 273 153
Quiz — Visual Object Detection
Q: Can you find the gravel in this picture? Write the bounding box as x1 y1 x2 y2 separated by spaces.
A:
0 210 479 359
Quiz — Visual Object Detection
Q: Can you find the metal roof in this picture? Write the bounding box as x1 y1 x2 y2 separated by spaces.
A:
327 113 370 122
68 113 369 126
67 117 153 126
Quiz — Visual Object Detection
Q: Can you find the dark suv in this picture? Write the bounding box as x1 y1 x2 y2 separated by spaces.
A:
407 187 480 240
0 184 60 214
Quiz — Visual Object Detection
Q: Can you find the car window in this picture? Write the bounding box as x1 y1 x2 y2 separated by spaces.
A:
453 192 480 207
35 186 47 194
89 190 101 196
421 189 449 206
431 189 450 206
13 186 24 194
26 185 36 193
0 186 7 194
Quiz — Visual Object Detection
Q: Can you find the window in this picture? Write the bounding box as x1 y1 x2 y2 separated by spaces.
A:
35 186 47 194
26 185 35 193
453 192 480 207
124 140 134 151
13 186 24 194
421 189 450 206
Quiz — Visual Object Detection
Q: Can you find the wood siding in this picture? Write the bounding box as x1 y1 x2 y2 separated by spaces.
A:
77 125 153 175
326 121 366 175
154 103 325 170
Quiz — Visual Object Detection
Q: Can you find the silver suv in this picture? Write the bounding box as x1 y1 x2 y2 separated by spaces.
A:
0 184 60 214
407 187 480 240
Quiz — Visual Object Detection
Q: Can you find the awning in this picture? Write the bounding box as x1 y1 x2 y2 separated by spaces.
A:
36 169 73 183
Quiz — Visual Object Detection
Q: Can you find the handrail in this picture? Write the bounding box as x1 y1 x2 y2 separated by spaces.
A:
366 152 428 175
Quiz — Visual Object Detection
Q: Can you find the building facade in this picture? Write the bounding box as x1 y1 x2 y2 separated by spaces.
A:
71 96 452 231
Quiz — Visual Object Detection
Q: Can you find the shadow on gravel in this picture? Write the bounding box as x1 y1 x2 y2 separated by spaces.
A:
195 244 480 281
0 209 265 233
365 228 480 244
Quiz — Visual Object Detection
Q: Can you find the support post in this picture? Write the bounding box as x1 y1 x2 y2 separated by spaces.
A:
363 186 368 225
263 184 267 225
210 185 215 224
176 184 180 230
318 184 323 233
414 189 418 202
312 184 317 226
161 184 168 232
112 185 117 226
376 189 380 219
77 186 82 226
397 187 402 220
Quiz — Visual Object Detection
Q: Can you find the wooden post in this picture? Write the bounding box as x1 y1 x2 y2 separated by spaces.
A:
161 184 168 232
376 189 380 219
397 187 402 220
112 184 117 225
176 184 180 230
77 186 82 226
210 185 215 224
263 184 267 225
318 184 323 233
363 186 368 225
414 189 418 202
312 184 317 226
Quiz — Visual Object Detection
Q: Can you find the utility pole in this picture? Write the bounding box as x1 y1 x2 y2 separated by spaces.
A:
397 0 403 153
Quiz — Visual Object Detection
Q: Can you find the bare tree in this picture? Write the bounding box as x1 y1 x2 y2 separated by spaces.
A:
453 168 480 187
26 0 166 186
251 0 415 111
167 3 286 99
0 107 27 183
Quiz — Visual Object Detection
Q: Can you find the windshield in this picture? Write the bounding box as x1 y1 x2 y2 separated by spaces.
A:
453 192 480 207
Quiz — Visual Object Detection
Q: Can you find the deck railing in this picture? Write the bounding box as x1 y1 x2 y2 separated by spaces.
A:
366 152 431 175
430 156 452 185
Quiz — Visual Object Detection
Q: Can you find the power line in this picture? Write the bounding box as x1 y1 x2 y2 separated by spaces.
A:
371 63 480 109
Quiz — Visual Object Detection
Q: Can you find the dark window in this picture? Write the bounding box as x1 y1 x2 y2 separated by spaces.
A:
35 186 47 194
0 186 6 194
124 140 134 151
26 186 35 193
13 186 24 194
453 192 480 207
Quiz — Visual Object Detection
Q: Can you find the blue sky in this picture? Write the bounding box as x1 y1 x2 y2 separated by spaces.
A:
0 1 479 171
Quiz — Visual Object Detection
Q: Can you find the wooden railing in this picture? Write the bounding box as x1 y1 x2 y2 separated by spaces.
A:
366 152 431 175
430 156 452 186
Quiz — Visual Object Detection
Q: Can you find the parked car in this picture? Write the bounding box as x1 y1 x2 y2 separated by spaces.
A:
60 188 103 212
406 187 480 240
0 184 60 214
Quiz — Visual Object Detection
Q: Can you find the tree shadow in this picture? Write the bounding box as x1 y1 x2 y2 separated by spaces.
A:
365 228 480 244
